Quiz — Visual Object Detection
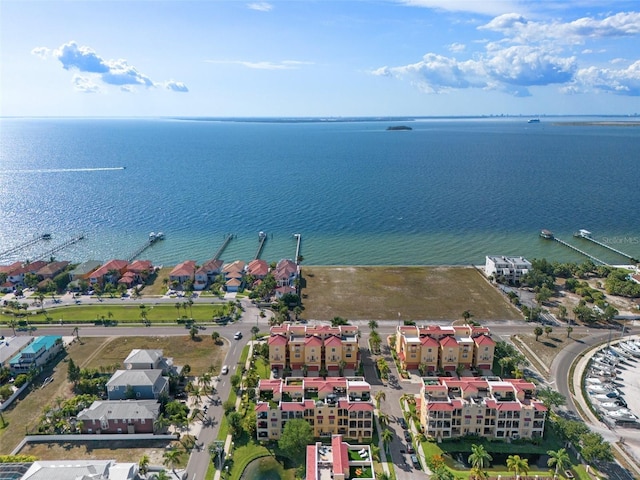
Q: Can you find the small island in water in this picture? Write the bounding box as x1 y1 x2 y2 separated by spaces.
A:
386 125 412 131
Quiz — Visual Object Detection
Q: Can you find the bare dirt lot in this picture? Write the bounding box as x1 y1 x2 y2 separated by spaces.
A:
301 266 523 321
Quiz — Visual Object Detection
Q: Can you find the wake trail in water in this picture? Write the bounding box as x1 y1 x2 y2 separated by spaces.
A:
1 167 126 174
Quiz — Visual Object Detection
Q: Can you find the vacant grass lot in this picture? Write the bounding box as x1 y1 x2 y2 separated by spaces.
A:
301 266 522 321
0 335 227 455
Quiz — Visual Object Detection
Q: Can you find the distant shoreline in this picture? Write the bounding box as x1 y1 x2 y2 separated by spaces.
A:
553 121 640 127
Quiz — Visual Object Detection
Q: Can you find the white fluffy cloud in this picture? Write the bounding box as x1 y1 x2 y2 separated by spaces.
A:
32 41 188 93
206 59 313 70
166 80 189 92
374 10 640 97
247 2 273 12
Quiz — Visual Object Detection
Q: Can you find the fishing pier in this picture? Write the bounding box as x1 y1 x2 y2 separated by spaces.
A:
540 230 609 266
128 232 165 262
0 234 51 260
213 234 234 260
36 234 86 261
574 229 638 262
254 231 267 260
294 233 302 263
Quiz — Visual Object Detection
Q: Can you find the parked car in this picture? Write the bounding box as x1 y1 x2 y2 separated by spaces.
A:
410 454 420 469
398 417 408 429
403 430 412 442
221 365 229 375
406 442 414 454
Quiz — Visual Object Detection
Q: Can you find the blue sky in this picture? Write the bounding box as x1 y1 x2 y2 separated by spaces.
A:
2 0 639 117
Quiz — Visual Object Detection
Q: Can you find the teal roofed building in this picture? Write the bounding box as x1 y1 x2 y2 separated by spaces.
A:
9 336 63 375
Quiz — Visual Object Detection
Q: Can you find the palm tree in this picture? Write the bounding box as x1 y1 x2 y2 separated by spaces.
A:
506 455 529 480
566 326 573 338
377 473 391 480
138 454 150 476
547 448 571 479
211 331 221 345
378 412 390 427
381 428 394 453
534 326 543 341
251 325 260 339
468 444 492 474
374 390 386 410
498 357 512 376
152 470 171 480
199 372 212 393
537 386 566 410
163 448 184 475
462 310 473 322
368 320 378 331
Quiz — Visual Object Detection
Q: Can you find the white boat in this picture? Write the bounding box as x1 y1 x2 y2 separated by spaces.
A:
591 392 620 402
588 384 617 395
586 377 602 385
610 346 633 359
620 342 640 356
607 409 637 422
599 402 624 411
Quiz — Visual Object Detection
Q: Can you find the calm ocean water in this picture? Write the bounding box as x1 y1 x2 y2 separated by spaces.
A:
1 117 639 266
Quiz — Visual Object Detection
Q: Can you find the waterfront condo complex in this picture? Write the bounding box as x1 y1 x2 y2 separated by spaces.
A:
394 324 496 373
419 376 547 441
255 377 374 442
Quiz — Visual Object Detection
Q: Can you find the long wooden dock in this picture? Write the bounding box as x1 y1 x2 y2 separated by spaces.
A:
576 232 637 262
554 237 609 266
213 234 233 260
294 233 302 263
254 232 267 260
36 234 85 261
0 234 50 260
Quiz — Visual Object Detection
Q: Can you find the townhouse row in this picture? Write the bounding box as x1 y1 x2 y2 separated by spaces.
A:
268 323 360 376
395 324 496 373
0 260 70 292
255 376 374 442
419 376 547 441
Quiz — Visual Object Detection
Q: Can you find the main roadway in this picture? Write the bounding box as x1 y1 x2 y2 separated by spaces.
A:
2 300 638 480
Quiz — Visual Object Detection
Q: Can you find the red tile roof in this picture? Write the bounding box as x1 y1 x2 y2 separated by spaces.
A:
306 445 317 480
474 335 496 346
427 403 454 411
495 402 523 411
304 336 323 346
420 336 439 346
170 260 197 277
90 259 129 279
247 259 269 277
332 435 349 478
440 336 458 347
324 335 342 346
128 260 153 273
268 334 288 346
0 262 21 274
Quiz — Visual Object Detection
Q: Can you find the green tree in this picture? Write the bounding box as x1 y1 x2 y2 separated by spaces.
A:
153 470 171 480
251 325 260 339
566 326 573 338
547 448 571 479
580 432 613 463
381 428 394 453
558 305 567 321
162 448 184 475
211 331 221 345
374 390 386 410
227 411 243 439
506 455 529 479
368 320 378 331
189 325 198 340
468 444 492 471
67 358 80 385
138 454 150 476
462 310 473 322
534 326 543 341
544 326 553 337
278 419 313 460
536 386 566 410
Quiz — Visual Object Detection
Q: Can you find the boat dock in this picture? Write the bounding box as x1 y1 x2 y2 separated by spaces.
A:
254 231 267 260
0 234 51 260
213 234 234 260
575 229 638 262
554 236 609 266
128 232 165 262
35 234 85 261
294 233 302 263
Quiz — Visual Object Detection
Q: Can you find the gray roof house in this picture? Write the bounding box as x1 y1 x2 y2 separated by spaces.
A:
124 348 179 375
106 369 168 400
20 460 137 480
77 399 160 434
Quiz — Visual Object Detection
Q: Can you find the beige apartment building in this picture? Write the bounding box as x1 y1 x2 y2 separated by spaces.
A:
419 376 547 441
268 324 359 376
395 324 496 373
255 377 374 442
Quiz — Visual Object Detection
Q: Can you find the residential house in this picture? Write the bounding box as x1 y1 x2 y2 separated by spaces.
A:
106 369 169 400
7 261 47 286
123 349 179 375
126 260 154 284
194 258 223 290
169 260 197 288
395 324 495 373
247 259 269 279
256 377 374 442
35 261 70 280
68 260 102 282
9 336 63 375
306 435 375 480
89 259 129 285
0 261 22 292
222 260 245 292
20 460 138 480
273 259 299 287
77 399 160 434
485 255 532 283
419 376 547 441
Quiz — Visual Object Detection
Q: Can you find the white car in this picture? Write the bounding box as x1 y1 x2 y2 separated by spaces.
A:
234 332 242 340
221 365 229 375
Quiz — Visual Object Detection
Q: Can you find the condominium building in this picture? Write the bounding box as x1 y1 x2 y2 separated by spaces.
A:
395 325 495 373
268 324 360 376
419 376 547 441
485 255 532 283
255 377 374 442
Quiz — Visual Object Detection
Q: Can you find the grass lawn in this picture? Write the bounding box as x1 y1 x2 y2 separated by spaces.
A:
82 335 229 376
141 266 174 296
255 357 271 380
301 266 522 321
2 304 227 326
350 465 373 478
515 331 585 371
